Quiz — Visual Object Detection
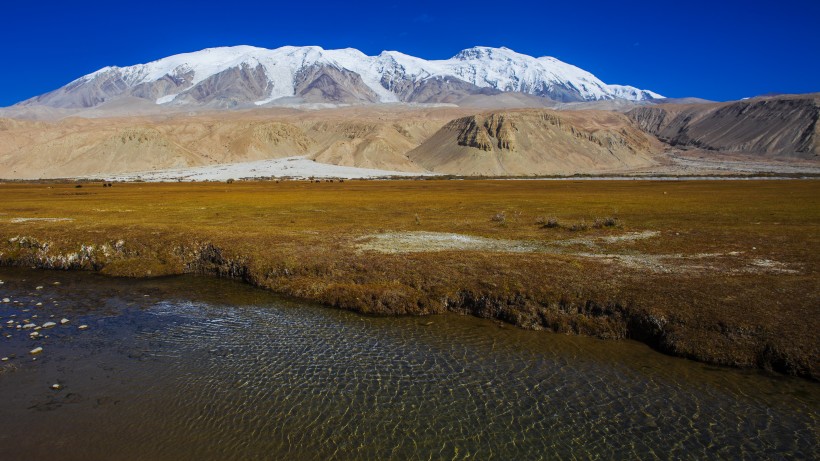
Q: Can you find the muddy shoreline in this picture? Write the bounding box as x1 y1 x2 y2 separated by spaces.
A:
1 240 816 381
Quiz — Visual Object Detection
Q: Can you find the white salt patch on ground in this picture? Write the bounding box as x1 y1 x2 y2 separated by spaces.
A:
355 231 799 275
9 218 74 223
92 156 436 182
356 231 540 253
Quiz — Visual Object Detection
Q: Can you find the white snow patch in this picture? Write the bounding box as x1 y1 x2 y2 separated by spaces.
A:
155 94 179 104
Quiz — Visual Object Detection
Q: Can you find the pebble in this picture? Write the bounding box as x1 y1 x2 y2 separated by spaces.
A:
1 357 7 361
78 325 89 331
22 323 36 330
42 321 56 329
2 298 9 303
30 347 43 355
35 286 44 290
60 318 70 325
5 320 12 325
51 384 61 390
53 282 60 285
35 302 42 307
29 331 40 338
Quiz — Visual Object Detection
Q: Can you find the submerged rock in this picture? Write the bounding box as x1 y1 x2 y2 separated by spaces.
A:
30 347 43 355
60 318 70 325
78 325 89 331
22 323 36 330
42 321 56 329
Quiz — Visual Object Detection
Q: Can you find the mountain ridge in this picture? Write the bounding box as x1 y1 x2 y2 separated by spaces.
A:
16 45 663 110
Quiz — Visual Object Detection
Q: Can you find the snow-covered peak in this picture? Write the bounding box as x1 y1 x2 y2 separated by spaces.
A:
29 45 663 109
451 46 518 61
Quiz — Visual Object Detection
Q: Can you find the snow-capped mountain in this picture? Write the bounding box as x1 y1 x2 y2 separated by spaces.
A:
18 45 663 109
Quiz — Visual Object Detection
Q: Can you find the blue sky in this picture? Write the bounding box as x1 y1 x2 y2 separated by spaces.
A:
2 0 818 106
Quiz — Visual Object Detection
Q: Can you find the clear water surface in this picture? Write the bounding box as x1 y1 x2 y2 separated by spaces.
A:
0 268 816 460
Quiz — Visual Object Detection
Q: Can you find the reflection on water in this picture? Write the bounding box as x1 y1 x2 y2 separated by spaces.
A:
0 268 817 460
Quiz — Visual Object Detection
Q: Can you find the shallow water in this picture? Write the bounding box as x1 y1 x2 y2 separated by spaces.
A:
0 268 816 460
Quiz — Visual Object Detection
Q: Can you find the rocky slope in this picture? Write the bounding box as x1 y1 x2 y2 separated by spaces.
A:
0 106 664 179
407 109 661 175
14 45 662 110
627 94 820 158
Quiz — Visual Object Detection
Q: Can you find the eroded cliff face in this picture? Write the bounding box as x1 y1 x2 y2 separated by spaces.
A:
408 109 661 175
628 95 820 158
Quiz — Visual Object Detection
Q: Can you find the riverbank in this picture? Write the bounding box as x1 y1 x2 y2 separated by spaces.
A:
0 180 817 379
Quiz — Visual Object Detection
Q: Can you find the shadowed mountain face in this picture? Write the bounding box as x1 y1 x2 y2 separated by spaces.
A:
628 95 820 158
294 65 380 104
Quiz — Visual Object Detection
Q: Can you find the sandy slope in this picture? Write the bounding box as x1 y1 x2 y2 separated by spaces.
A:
0 106 470 179
1 106 663 179
1 98 819 180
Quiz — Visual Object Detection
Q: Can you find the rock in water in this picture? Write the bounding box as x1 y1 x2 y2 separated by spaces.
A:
30 347 43 355
78 325 89 331
60 318 70 325
42 321 56 328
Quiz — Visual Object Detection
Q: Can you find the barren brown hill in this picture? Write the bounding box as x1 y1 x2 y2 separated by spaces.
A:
627 94 820 159
0 106 666 179
0 107 476 179
407 109 662 175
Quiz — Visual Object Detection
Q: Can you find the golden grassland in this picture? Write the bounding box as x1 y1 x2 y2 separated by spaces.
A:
0 179 818 378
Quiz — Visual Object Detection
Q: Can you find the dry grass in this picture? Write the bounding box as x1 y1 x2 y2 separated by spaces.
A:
0 179 817 378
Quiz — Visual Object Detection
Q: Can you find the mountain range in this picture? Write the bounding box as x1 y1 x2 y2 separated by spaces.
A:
1 45 817 180
15 45 663 109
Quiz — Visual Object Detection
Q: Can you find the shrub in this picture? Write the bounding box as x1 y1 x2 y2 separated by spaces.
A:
536 216 560 228
593 216 619 228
